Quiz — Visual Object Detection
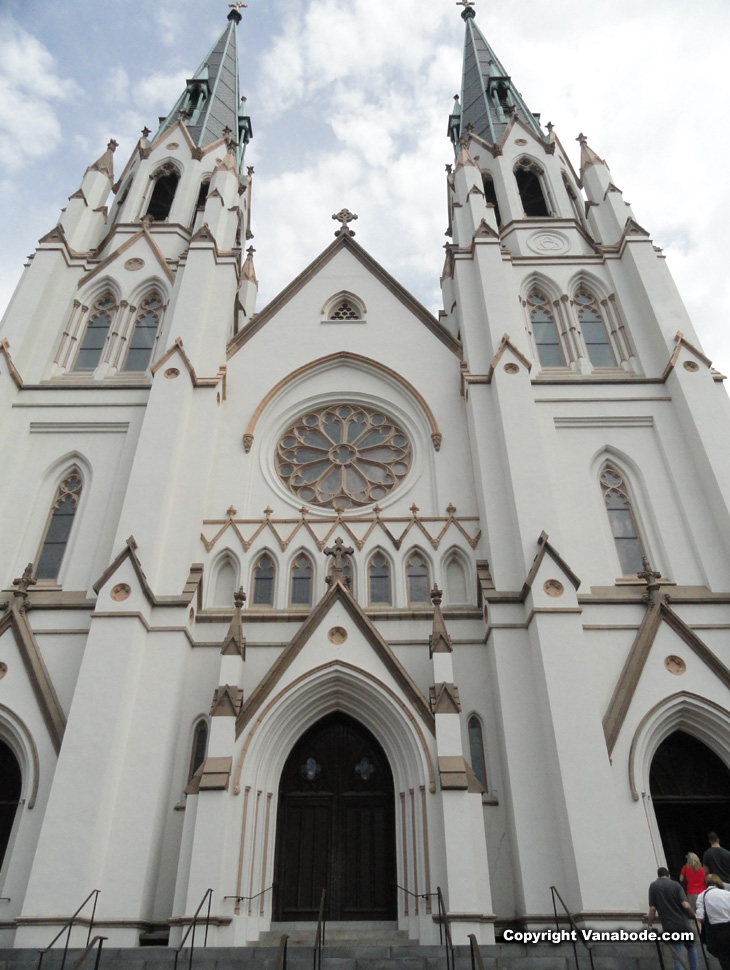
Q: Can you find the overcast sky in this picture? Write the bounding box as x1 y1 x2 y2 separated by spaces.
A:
1 0 728 371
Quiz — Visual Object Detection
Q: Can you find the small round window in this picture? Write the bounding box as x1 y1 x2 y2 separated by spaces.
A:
276 405 411 510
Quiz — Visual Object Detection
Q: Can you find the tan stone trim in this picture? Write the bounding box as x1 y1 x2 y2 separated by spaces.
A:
233 658 436 795
167 916 232 928
210 685 243 717
662 330 713 380
240 351 442 452
0 339 24 388
198 755 232 791
430 683 461 714
78 226 174 287
0 703 40 808
150 337 225 389
525 607 583 627
227 233 462 359
234 785 251 914
0 606 65 753
236 583 435 738
523 531 581 594
487 333 533 377
92 536 203 608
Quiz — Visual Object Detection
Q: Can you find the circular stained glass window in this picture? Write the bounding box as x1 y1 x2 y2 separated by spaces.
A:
276 405 411 510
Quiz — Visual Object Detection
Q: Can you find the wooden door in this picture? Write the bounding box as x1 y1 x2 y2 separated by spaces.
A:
274 713 396 921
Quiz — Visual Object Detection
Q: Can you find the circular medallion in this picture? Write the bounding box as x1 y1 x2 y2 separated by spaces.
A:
110 583 131 602
683 360 699 372
166 142 180 149
526 230 570 255
328 626 347 645
665 655 686 675
276 405 411 510
164 368 180 379
504 362 520 374
544 579 564 597
124 258 145 271
515 139 528 146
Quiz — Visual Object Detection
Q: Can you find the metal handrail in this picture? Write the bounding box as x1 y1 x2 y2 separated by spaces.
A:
173 887 213 970
223 885 274 903
274 933 289 970
468 933 485 970
68 936 107 970
37 889 101 970
654 939 667 970
436 887 455 970
313 888 326 970
549 886 595 970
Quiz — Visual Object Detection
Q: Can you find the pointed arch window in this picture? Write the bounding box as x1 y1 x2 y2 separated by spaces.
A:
368 552 391 605
35 472 83 581
213 557 237 606
290 554 313 606
482 174 502 228
468 716 488 790
600 465 645 576
0 740 21 872
146 164 180 222
514 159 551 218
406 552 430 605
445 556 469 604
195 178 210 212
575 291 616 367
563 174 585 226
188 720 208 783
326 295 364 321
73 293 116 372
123 293 162 372
252 553 276 606
527 290 564 367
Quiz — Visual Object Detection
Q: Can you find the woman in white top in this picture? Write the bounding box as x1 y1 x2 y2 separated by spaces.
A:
696 874 730 970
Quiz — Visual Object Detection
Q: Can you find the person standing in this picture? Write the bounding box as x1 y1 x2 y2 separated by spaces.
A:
703 833 730 889
648 867 698 970
696 875 730 970
681 852 707 909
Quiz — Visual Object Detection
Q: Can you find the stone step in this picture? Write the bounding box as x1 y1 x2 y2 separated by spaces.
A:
259 922 412 948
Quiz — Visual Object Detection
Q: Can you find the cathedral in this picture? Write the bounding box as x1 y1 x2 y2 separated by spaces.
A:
2 0 730 954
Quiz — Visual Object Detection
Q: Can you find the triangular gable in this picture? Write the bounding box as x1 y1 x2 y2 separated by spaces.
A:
0 339 23 389
150 338 225 389
227 233 462 359
79 226 174 287
236 582 435 737
523 531 581 596
93 535 203 608
487 333 533 380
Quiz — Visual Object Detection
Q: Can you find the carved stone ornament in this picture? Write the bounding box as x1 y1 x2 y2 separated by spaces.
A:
124 258 144 271
243 433 254 453
431 432 442 452
327 626 348 645
683 360 699 372
543 579 564 597
664 655 686 676
332 209 358 237
515 138 528 146
164 368 180 379
526 230 570 255
110 583 131 602
165 142 179 150
503 362 519 374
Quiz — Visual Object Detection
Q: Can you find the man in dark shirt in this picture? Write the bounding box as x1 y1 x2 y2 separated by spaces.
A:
704 833 730 889
648 867 698 970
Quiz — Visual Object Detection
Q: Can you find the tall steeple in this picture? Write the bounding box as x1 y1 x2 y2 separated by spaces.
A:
155 6 252 170
449 1 544 148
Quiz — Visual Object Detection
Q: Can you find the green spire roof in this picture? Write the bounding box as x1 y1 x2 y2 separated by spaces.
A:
155 10 252 170
449 6 544 148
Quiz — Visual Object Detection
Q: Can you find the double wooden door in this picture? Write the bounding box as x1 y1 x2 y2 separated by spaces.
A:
274 713 396 921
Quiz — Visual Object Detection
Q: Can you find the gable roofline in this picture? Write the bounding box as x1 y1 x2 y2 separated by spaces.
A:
227 233 462 359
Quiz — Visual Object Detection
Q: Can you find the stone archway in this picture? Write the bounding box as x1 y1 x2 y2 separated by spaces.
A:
0 740 21 871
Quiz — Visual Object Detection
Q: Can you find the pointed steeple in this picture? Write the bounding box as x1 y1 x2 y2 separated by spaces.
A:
155 10 252 170
450 2 544 148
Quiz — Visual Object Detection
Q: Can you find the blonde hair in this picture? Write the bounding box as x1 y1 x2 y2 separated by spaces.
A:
706 874 725 889
686 852 702 871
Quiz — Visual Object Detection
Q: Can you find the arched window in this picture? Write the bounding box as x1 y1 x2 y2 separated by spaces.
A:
575 290 616 367
73 292 116 372
368 552 391 605
563 174 584 226
514 159 550 217
600 465 645 576
482 174 502 228
468 716 488 790
188 720 208 783
146 164 180 222
195 178 210 212
527 289 564 366
445 556 469 604
290 554 313 606
213 557 237 606
328 298 362 321
406 552 430 605
252 553 276 606
123 293 162 372
0 741 21 872
36 471 83 581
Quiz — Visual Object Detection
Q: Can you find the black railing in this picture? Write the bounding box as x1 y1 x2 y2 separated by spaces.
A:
436 887 455 970
654 939 667 970
68 936 107 970
37 889 101 970
313 889 326 970
173 887 213 970
274 933 289 970
396 883 436 914
549 886 595 970
223 885 273 914
468 933 485 970
694 916 711 970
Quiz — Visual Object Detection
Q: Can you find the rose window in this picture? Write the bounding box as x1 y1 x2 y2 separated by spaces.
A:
276 405 411 510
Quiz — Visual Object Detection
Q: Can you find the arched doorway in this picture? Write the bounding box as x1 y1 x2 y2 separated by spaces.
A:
650 730 730 877
0 740 21 871
273 712 396 921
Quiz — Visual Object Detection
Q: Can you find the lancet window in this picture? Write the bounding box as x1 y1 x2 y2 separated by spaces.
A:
575 291 616 367
188 720 208 782
600 466 645 576
73 293 116 372
290 554 313 606
368 552 392 605
514 159 551 217
213 557 237 606
527 290 564 367
123 293 163 372
445 556 469 604
482 174 502 228
406 552 430 605
146 164 180 222
35 471 83 582
195 178 210 212
252 553 276 606
468 716 488 790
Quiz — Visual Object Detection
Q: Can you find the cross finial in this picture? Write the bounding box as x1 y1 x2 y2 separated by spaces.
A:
324 537 354 588
577 132 588 147
233 586 246 610
107 139 118 153
12 563 37 612
456 0 476 19
546 121 554 134
246 245 256 258
638 557 661 588
228 1 247 22
141 126 151 139
332 209 358 237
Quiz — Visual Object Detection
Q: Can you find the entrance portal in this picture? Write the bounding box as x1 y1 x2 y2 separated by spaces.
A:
0 740 21 871
273 712 396 921
650 730 730 877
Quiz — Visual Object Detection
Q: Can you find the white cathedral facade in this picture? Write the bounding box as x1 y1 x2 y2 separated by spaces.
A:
1 3 730 951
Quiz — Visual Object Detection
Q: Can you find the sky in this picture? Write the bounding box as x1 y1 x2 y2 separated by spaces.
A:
1 0 729 371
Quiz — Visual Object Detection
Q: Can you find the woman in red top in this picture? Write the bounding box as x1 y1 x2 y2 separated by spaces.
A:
681 852 707 908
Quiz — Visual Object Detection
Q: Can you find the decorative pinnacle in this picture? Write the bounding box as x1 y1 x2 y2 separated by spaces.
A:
430 585 443 607
141 126 151 139
233 586 246 609
576 132 588 146
456 0 476 19
332 209 358 237
228 1 247 23
107 139 118 153
324 537 354 589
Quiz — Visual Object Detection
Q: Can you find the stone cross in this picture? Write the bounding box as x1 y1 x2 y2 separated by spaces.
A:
12 563 37 613
455 0 475 9
324 537 354 588
638 557 661 589
332 209 358 237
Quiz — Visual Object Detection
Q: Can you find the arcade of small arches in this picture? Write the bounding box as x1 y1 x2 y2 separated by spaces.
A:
480 156 584 228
